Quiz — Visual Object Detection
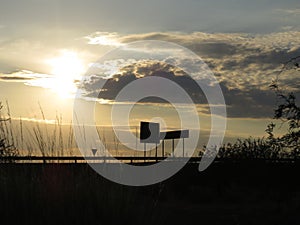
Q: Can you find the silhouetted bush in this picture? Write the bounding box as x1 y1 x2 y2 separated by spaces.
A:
217 138 280 160
204 56 300 160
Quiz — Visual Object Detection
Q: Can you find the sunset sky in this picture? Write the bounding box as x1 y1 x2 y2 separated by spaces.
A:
1 0 300 155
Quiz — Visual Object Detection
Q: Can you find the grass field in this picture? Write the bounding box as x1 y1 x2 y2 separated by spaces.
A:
1 161 300 225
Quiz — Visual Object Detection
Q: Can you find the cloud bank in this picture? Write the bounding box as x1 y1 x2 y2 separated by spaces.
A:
82 31 300 118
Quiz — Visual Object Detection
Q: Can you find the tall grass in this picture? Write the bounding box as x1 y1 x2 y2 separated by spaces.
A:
0 101 77 162
2 101 300 162
29 107 76 161
0 102 19 162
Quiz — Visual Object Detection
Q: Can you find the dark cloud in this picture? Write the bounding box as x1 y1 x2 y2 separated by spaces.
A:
0 70 48 82
81 61 292 118
238 47 300 68
115 31 300 92
0 76 33 81
219 82 277 118
83 62 206 104
82 30 300 118
185 42 238 58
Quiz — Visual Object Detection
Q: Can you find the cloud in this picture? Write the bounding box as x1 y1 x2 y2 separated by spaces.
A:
81 60 285 118
85 32 123 47
0 70 51 82
82 61 205 103
84 31 300 91
81 30 300 118
276 8 300 16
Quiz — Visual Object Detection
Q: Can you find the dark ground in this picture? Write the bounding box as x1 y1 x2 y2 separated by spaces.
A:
1 161 300 225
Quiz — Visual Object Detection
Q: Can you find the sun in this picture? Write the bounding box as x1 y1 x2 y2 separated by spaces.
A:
45 50 85 98
48 50 85 77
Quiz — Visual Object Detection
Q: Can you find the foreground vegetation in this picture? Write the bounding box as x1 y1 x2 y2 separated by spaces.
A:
1 163 300 225
202 56 300 160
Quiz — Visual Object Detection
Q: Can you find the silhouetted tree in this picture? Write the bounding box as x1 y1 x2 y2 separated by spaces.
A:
269 56 300 157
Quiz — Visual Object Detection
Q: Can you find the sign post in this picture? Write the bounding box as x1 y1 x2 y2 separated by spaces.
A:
140 122 160 162
140 121 189 161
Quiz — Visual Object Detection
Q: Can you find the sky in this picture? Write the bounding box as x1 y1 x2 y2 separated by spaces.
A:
0 0 300 155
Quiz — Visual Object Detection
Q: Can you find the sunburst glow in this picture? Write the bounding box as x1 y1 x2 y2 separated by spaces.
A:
47 50 85 77
44 50 85 98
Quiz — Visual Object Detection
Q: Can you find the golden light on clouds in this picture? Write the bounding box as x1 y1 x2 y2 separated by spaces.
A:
86 32 123 46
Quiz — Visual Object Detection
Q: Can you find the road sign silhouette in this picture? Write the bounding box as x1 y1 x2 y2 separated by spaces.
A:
140 122 160 144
